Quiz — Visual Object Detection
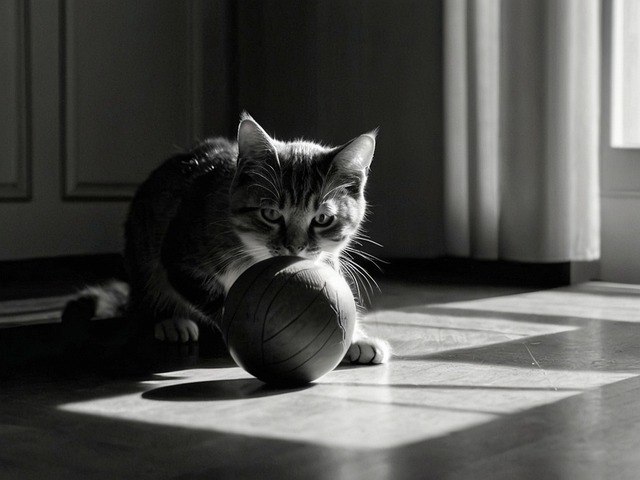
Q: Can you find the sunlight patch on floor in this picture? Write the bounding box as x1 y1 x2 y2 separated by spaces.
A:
433 282 640 323
57 362 634 450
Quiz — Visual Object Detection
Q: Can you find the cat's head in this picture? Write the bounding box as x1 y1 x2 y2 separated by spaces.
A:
229 114 376 265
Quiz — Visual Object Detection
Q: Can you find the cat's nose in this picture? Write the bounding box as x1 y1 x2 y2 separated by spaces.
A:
285 244 306 255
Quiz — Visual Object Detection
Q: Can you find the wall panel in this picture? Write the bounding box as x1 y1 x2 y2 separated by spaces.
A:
0 0 31 200
61 0 201 199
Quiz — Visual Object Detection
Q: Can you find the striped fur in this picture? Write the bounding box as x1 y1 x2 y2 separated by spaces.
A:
68 114 389 362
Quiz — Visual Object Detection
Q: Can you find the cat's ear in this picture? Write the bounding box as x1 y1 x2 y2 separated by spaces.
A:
237 113 277 164
332 129 377 174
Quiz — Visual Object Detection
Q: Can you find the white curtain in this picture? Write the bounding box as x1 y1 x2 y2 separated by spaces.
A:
444 0 601 262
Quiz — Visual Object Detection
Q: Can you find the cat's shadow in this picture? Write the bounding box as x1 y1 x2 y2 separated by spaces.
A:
142 378 312 401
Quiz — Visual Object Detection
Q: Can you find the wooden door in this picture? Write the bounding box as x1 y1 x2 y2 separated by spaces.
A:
0 0 232 261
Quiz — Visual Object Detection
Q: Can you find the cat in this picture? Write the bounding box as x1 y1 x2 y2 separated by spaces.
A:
74 113 390 365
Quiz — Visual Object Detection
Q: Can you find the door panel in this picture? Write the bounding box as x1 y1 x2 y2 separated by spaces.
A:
0 0 230 261
62 0 196 199
0 0 30 200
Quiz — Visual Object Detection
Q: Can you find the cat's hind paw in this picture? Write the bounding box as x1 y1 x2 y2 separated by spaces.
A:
345 337 391 364
154 318 199 343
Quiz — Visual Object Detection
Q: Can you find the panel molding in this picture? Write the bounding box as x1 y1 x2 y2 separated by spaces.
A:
0 0 32 201
60 0 203 200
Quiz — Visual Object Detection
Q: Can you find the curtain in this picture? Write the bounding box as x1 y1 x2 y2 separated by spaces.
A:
443 0 601 262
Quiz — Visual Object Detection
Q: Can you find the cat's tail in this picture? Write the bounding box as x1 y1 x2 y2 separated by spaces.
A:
62 279 130 322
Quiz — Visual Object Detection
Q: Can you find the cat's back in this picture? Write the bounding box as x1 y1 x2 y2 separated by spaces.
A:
133 137 237 201
125 137 238 270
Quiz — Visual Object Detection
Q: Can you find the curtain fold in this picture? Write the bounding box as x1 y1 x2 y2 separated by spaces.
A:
444 0 601 262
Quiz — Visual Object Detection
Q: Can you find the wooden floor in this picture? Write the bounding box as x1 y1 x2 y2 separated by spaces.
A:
2 279 640 479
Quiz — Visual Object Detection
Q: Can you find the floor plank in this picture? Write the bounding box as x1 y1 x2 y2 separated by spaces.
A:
1 280 640 479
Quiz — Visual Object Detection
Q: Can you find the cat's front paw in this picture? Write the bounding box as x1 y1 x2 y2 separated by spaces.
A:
345 337 391 364
154 318 199 343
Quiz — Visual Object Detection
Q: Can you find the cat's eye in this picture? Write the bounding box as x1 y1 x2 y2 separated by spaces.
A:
260 207 282 223
313 213 334 227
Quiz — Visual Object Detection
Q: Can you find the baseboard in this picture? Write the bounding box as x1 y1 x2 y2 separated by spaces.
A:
373 256 574 288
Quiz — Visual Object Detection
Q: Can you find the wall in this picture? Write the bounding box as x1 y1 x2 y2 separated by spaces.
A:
0 0 444 261
236 0 445 258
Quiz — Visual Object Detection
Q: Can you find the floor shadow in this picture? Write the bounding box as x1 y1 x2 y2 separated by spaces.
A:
368 281 534 312
392 305 589 325
334 362 387 371
381 373 640 480
142 378 312 401
394 307 640 372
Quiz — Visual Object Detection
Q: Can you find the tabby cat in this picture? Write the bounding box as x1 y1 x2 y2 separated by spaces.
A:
83 114 390 364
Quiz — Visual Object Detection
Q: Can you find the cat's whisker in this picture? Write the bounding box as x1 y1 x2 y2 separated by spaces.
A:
248 172 280 202
340 254 379 304
347 266 371 305
339 255 368 302
342 246 386 270
352 263 379 297
254 161 283 187
201 246 249 271
344 249 385 267
341 263 369 305
339 258 363 303
251 167 279 190
321 181 355 202
258 162 283 191
351 233 384 249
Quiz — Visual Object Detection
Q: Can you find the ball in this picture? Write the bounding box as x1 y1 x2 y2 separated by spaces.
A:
221 256 356 386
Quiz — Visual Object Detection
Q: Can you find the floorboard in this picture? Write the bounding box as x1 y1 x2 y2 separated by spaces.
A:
1 280 640 479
